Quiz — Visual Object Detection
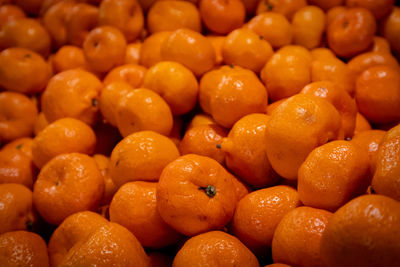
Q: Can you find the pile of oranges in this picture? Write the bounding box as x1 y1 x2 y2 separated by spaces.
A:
0 0 400 266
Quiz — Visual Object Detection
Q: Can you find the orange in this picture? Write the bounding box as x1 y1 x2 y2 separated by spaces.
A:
380 7 400 56
65 3 99 47
103 64 147 88
98 0 144 43
109 131 180 187
320 194 400 267
0 47 50 94
51 45 87 74
14 0 42 15
125 41 141 64
169 116 183 147
32 118 96 169
142 61 198 115
0 5 25 28
115 88 173 137
137 0 157 12
245 12 292 49
0 92 38 143
0 18 51 58
173 231 259 266
199 65 268 128
298 140 370 211
220 113 280 188
292 6 326 49
370 36 391 54
93 154 117 205
109 181 182 248
161 28 216 77
157 154 238 236
231 185 301 253
308 0 344 11
261 45 312 102
354 112 372 134
266 98 287 115
0 231 49 267
327 7 377 58
207 35 225 66
179 124 227 164
139 31 172 68
199 0 245 34
272 207 333 267
83 26 127 73
0 183 36 234
222 28 274 73
355 65 400 124
186 113 216 130
265 94 341 180
147 0 201 34
41 68 102 125
33 153 104 225
256 0 307 20
33 112 49 135
300 81 357 139
346 0 394 19
347 51 399 78
371 124 400 201
327 7 348 26
2 137 33 159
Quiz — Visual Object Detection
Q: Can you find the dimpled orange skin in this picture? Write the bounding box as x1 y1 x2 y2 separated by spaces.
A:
245 12 292 49
109 131 180 187
125 42 141 64
222 28 273 73
231 186 301 253
147 0 201 34
327 7 377 58
32 118 96 169
0 231 50 267
298 140 370 212
179 124 227 164
265 94 342 180
173 231 259 267
2 137 33 159
139 31 172 68
346 0 394 19
300 81 357 139
0 92 38 143
221 114 280 188
355 65 400 124
98 0 144 43
0 48 50 94
292 6 326 49
0 18 51 58
41 69 103 126
33 153 104 225
83 26 127 73
0 5 25 28
372 124 400 201
103 64 147 89
93 154 117 205
348 51 399 78
199 0 245 35
272 207 332 267
261 45 312 102
161 28 216 77
320 195 400 267
157 154 238 236
52 45 87 74
115 88 173 137
109 181 182 248
143 61 198 115
0 183 36 234
380 7 400 55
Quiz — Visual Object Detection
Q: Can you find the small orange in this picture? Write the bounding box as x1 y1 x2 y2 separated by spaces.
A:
380 7 400 56
354 112 372 134
207 35 225 66
346 0 394 19
33 153 104 225
320 195 400 267
51 45 87 74
245 12 292 49
142 61 198 115
272 207 333 267
98 0 144 43
266 98 287 115
33 112 49 136
41 68 102 125
256 0 307 20
103 64 147 88
147 0 201 34
0 47 50 94
2 137 33 159
115 89 173 137
0 5 25 28
109 131 180 187
261 45 312 102
93 154 117 205
370 36 392 54
179 124 227 164
125 42 141 64
32 118 96 169
347 51 399 78
298 140 370 211
173 231 259 266
139 31 172 68
186 113 216 130
109 181 182 248
308 0 344 11
161 28 216 77
0 183 36 234
199 0 245 34
222 28 274 73
0 92 38 143
232 185 301 254
220 113 280 188
0 231 49 267
157 154 238 236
